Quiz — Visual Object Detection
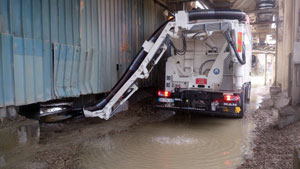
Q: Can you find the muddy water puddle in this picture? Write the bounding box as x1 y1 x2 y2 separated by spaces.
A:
0 122 40 168
0 85 266 169
79 114 255 169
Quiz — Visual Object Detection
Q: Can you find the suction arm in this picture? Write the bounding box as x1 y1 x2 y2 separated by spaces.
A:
84 21 173 119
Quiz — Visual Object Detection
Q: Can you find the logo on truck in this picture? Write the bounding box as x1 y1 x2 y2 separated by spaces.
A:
213 68 220 75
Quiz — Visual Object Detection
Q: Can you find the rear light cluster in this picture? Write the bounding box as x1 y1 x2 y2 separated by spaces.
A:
224 95 240 102
158 91 170 97
158 91 239 102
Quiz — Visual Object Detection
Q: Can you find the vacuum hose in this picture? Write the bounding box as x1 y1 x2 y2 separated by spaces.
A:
224 31 246 65
189 9 247 22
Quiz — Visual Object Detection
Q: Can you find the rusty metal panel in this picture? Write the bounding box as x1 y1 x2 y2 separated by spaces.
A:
0 0 164 107
77 0 165 93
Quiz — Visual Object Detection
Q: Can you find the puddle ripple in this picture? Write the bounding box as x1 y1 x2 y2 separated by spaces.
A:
79 114 254 169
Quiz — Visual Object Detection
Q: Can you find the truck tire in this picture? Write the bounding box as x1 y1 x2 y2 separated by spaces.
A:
246 83 251 103
244 83 251 103
236 87 247 118
242 87 248 116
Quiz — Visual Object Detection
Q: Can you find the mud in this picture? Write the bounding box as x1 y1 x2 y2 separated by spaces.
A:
0 92 175 169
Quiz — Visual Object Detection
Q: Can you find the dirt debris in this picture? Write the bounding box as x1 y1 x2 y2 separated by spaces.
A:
238 97 300 169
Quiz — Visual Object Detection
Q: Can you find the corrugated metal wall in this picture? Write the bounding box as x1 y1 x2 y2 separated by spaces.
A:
142 0 166 88
0 0 164 107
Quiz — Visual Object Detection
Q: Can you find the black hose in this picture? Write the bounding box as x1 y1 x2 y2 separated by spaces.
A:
199 59 216 75
176 35 187 55
86 49 148 112
167 34 187 55
224 31 246 65
189 9 247 22
147 19 173 42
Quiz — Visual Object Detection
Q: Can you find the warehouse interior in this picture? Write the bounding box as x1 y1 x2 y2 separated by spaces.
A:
1 0 300 168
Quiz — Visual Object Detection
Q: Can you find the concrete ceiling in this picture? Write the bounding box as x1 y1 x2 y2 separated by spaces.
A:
203 0 256 12
231 0 256 12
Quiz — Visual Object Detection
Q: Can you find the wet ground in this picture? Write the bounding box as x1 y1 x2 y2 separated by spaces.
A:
0 82 286 169
78 114 254 169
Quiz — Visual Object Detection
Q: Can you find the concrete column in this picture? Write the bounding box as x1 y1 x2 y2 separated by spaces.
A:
271 54 276 85
291 0 300 105
276 0 293 92
291 64 300 104
265 54 267 86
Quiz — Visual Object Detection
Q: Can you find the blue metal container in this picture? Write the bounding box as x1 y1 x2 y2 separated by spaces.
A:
0 0 164 107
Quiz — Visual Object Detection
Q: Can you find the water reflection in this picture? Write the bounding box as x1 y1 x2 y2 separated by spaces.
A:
0 123 40 168
152 136 198 145
0 155 6 168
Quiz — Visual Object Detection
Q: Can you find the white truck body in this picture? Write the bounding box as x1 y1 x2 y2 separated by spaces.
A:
165 19 252 92
157 12 252 117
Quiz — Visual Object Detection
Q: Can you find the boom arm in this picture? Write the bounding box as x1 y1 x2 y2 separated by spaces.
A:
83 22 174 120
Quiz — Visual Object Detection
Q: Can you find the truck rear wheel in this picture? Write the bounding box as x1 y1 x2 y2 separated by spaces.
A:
235 87 247 118
245 83 251 103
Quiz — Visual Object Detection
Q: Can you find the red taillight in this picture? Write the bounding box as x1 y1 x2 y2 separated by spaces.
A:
224 95 240 102
158 91 170 97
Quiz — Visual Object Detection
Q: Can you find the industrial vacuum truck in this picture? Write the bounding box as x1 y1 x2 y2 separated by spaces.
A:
156 11 252 118
83 9 252 120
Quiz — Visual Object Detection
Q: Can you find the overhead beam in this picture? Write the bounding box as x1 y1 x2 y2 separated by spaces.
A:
251 21 277 25
167 0 197 2
200 0 214 8
166 0 213 9
250 8 278 14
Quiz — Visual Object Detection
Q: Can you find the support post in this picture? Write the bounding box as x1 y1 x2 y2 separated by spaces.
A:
265 54 268 86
